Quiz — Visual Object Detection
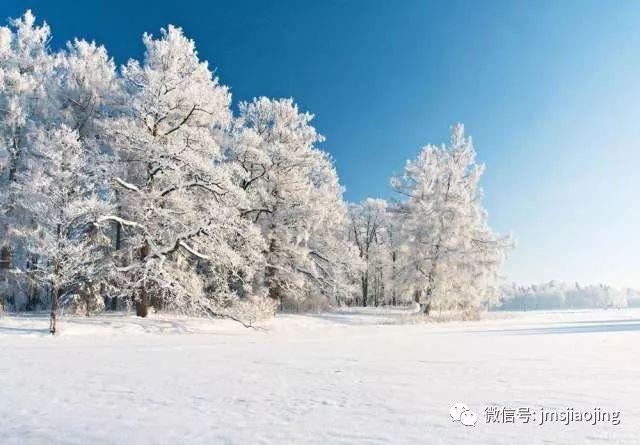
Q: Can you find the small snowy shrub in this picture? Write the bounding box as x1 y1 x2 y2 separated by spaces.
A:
280 293 331 313
62 291 106 316
423 307 483 322
230 295 277 325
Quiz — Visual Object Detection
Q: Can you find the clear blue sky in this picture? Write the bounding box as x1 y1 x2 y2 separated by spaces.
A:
3 0 639 288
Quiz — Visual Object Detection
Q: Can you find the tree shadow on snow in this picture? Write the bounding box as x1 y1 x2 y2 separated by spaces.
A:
473 320 640 335
0 325 50 334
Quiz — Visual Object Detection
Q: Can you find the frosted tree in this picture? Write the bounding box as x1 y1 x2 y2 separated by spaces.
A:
105 26 265 319
50 37 122 312
392 124 510 312
383 205 407 305
302 165 361 307
347 199 408 307
234 97 360 309
348 198 389 306
16 126 115 332
8 28 120 330
0 11 55 310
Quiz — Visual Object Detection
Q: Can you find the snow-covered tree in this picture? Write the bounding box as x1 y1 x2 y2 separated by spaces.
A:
16 126 114 332
234 97 360 310
383 206 407 306
347 199 411 307
7 27 120 330
105 26 265 318
303 168 361 307
348 198 389 306
50 37 122 314
392 124 510 312
0 11 54 310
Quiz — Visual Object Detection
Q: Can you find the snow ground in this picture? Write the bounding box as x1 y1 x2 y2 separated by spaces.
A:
1 308 639 444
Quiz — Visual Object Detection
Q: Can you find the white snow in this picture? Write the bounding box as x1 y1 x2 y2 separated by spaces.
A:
1 308 639 444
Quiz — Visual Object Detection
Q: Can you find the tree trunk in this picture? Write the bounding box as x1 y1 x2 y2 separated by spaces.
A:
423 301 432 316
0 245 11 311
136 240 150 317
25 254 39 311
50 286 59 335
2 139 21 311
361 272 368 307
111 217 122 311
266 272 281 309
50 222 63 334
391 250 397 306
136 286 149 317
265 235 283 310
0 246 10 270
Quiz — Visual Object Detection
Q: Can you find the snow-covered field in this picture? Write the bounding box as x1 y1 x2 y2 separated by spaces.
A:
1 308 639 444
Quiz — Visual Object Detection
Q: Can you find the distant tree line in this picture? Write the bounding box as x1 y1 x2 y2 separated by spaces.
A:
496 281 639 311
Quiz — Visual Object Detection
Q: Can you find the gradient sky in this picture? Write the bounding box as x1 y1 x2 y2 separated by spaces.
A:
3 0 639 288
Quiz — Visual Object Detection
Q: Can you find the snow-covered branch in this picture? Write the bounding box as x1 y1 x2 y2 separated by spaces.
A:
114 177 142 193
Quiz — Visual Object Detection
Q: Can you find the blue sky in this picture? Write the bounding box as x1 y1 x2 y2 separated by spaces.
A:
3 1 639 288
